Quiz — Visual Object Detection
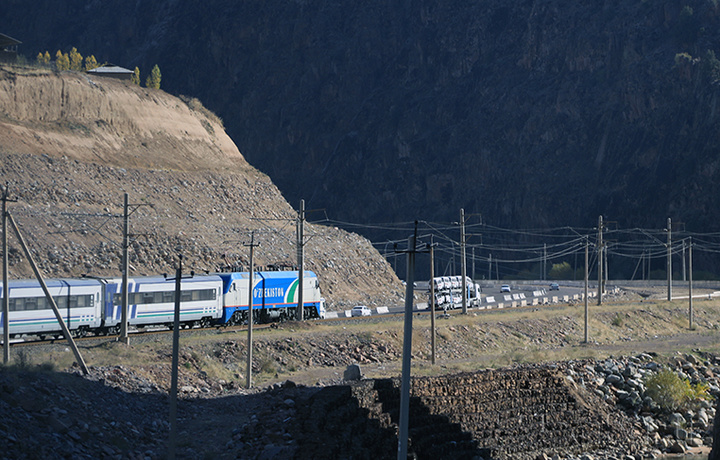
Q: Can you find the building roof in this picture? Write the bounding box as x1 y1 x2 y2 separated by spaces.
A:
0 33 21 48
86 64 134 75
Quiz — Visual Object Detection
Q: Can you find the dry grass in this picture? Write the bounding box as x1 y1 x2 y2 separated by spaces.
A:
14 297 720 387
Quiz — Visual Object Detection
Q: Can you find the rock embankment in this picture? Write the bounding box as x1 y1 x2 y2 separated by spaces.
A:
1 349 717 459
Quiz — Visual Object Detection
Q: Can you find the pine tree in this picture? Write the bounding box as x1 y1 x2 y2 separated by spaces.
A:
36 52 46 66
84 55 99 71
55 50 70 71
145 64 161 89
69 47 83 71
131 67 141 85
43 51 51 66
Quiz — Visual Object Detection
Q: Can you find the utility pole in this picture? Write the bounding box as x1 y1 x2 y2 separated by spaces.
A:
667 217 672 301
460 208 467 314
543 243 547 281
296 199 305 321
584 237 589 343
398 231 417 460
689 237 694 330
245 232 259 389
597 215 603 306
2 184 15 365
7 212 88 374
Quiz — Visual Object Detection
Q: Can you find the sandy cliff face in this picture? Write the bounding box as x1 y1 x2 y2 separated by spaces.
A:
0 65 403 308
0 66 246 171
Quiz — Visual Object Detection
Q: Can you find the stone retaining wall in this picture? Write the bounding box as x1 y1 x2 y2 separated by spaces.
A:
295 366 648 459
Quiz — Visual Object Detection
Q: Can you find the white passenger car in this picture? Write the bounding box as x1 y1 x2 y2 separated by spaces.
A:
351 305 371 317
0 278 103 339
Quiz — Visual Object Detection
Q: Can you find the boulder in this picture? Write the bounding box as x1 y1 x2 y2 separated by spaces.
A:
343 364 362 381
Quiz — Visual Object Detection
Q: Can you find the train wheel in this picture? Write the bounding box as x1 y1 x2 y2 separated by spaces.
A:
199 317 211 328
231 311 242 325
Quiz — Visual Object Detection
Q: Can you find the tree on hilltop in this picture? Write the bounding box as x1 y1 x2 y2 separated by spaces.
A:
84 55 99 71
55 50 70 71
131 67 140 85
145 64 161 89
36 51 50 66
69 47 83 71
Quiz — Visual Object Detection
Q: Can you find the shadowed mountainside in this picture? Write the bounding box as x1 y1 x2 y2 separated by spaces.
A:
5 0 720 233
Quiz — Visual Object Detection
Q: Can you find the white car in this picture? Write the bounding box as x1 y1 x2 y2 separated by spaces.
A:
351 305 371 317
500 284 511 293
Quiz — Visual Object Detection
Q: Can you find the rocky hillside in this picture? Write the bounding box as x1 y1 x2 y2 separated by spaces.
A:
4 0 720 237
0 65 404 308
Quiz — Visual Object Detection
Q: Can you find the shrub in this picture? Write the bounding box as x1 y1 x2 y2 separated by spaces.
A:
644 369 709 413
549 261 572 280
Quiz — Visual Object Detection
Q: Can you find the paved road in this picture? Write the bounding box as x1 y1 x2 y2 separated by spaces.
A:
326 282 589 318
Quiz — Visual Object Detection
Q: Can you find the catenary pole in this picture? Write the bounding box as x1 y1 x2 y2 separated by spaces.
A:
597 215 603 305
667 217 672 301
460 209 467 314
296 199 304 321
584 237 589 343
121 192 129 345
168 256 183 460
682 240 686 282
246 232 258 389
2 184 12 365
689 237 694 330
488 253 492 281
430 243 436 365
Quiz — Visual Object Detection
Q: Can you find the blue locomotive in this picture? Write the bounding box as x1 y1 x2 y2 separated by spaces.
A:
0 271 325 340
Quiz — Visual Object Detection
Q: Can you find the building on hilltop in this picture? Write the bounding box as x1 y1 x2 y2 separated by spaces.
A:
86 64 134 81
0 33 21 63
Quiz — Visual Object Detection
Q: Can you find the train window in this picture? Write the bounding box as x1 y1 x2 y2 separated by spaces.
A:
55 297 67 309
69 295 92 308
113 288 216 305
26 298 38 310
